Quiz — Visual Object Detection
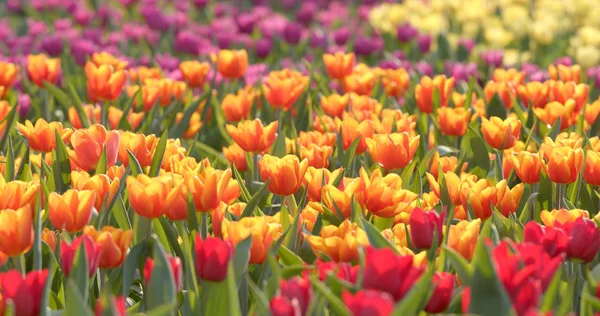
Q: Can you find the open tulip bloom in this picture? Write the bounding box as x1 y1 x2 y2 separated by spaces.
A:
4 1 600 316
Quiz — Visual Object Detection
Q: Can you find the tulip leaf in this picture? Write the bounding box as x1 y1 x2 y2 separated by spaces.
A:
148 129 168 177
341 137 361 169
231 165 252 202
122 240 147 296
233 236 252 281
16 144 32 181
157 217 185 260
541 267 564 312
65 280 94 316
117 88 140 130
309 275 351 316
270 128 287 158
240 180 269 218
43 81 71 108
390 264 435 315
442 245 473 284
66 82 91 128
39 253 56 316
193 141 229 165
127 149 144 176
171 91 211 138
546 117 562 139
52 130 71 194
186 192 199 233
69 242 90 302
486 93 507 120
437 33 451 60
246 275 270 316
203 273 234 316
33 190 43 270
4 135 14 182
227 262 243 316
147 236 177 311
95 146 108 175
358 215 398 252
0 103 17 151
462 125 491 172
278 245 304 266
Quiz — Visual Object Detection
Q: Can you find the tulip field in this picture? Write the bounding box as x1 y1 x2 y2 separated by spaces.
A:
4 0 600 315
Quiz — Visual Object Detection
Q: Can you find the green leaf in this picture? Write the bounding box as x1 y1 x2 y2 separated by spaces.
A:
233 236 252 280
43 81 71 107
358 215 397 252
147 236 177 311
95 146 108 175
4 135 15 182
462 125 491 172
443 246 473 284
278 245 304 266
52 130 71 194
122 240 147 296
240 180 270 218
246 276 270 315
546 117 562 139
437 33 451 60
309 275 351 316
148 129 168 177
65 280 94 316
117 88 140 130
541 267 563 312
270 127 287 158
341 137 361 169
486 93 507 120
39 253 56 316
127 149 144 176
171 91 211 138
390 265 435 315
0 104 17 151
67 82 91 128
69 241 90 302
227 262 242 316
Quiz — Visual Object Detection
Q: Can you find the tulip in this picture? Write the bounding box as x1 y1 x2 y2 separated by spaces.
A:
339 118 374 154
126 84 161 112
269 296 295 316
0 61 18 94
428 151 465 179
91 52 128 70
523 222 568 258
566 217 600 263
365 132 419 170
308 261 358 283
437 107 471 136
263 69 309 111
85 62 127 102
26 54 61 87
117 131 158 167
381 68 411 97
549 64 581 83
300 144 333 168
303 167 343 202
541 208 589 231
186 167 235 212
409 208 446 249
0 180 39 210
320 93 350 118
194 235 232 282
127 175 169 219
426 171 465 205
495 181 524 217
511 151 542 184
60 235 101 278
342 290 395 316
17 119 72 153
144 255 183 291
342 64 377 96
107 106 144 131
212 202 245 237
42 228 57 252
298 131 337 148
361 172 417 218
71 172 119 211
216 49 248 79
533 100 576 130
415 75 454 113
83 226 133 268
221 88 255 122
68 104 100 128
585 150 600 186
480 116 521 149
425 272 455 313
321 179 361 218
492 68 525 85
259 154 308 196
275 277 312 316
460 179 498 220
0 269 48 316
484 80 516 109
129 66 162 83
323 52 355 80
226 119 278 153
223 143 248 171
448 219 480 260
542 146 584 184
48 189 95 233
175 111 203 139
70 124 120 171
222 216 282 264
95 296 126 316
0 206 33 257
305 220 369 262
362 247 424 300
145 78 187 107
179 61 210 88
517 81 548 108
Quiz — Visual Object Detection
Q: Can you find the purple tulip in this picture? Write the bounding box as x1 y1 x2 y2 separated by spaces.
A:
40 35 63 57
396 23 419 43
140 6 171 32
481 50 504 68
216 32 234 49
71 39 96 65
18 94 31 119
354 36 376 56
529 71 549 82
458 38 475 53
155 54 180 72
193 0 209 8
174 31 201 55
333 27 350 46
296 3 318 25
416 61 433 77
236 14 256 34
255 38 272 58
119 0 138 7
310 31 328 49
521 62 540 76
283 22 304 45
74 9 93 26
554 56 573 66
417 34 432 53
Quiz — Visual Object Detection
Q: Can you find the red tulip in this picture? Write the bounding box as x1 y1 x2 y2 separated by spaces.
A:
279 277 312 316
194 235 233 282
270 296 296 316
0 269 48 316
95 296 126 316
565 217 600 263
342 289 395 316
144 255 183 292
362 246 424 301
523 222 568 258
60 235 101 278
409 207 446 249
306 260 358 283
425 272 455 313
461 287 471 313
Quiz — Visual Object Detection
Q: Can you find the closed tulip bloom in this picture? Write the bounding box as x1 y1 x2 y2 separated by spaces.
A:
27 54 61 87
492 68 525 85
298 131 337 148
0 61 18 96
60 235 101 277
517 81 548 108
223 143 248 171
585 150 600 186
0 206 33 257
523 222 568 258
145 78 187 107
549 64 581 83
323 52 355 80
305 220 369 262
68 104 100 128
362 172 417 218
425 272 455 313
340 118 374 154
94 296 126 316
259 154 308 196
127 175 169 218
117 131 158 167
71 171 119 212
426 171 465 205
226 119 278 153
366 132 420 170
382 68 411 97
49 189 95 233
107 106 144 131
484 80 516 109
126 84 161 111
0 180 40 210
547 81 588 113
216 49 248 79
91 52 129 70
343 64 377 96
222 216 284 264
186 167 234 212
194 235 232 282
480 116 521 149
263 69 309 111
164 183 188 221
511 151 542 184
428 151 466 179
586 99 600 126
533 100 576 130
17 119 72 153
343 290 395 316
541 208 589 230
212 202 246 237
276 277 312 316
415 75 454 113
320 93 350 117
437 107 471 136
300 144 333 168
85 62 127 102
129 66 162 83
83 226 133 268
70 124 120 171
322 180 361 218
304 167 343 202
461 179 498 220
41 228 57 252
542 146 583 184
179 60 210 88
566 217 600 263
269 296 294 316
448 219 480 260
410 208 446 249
495 181 524 217
0 269 48 316
144 255 183 291
221 88 255 122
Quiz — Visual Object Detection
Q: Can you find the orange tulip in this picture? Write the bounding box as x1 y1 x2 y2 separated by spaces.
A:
495 180 524 217
161 179 187 221
259 154 308 196
68 104 100 128
128 66 162 83
339 118 374 154
448 219 480 260
360 171 417 218
48 189 96 232
381 68 410 97
216 49 248 79
91 52 129 70
415 75 454 113
0 101 11 139
221 88 255 122
226 119 278 153
175 112 203 139
320 93 350 118
428 151 465 179
301 203 321 232
212 202 246 237
437 107 471 136
0 61 18 94
126 84 161 111
71 171 120 211
179 61 210 88
221 216 282 264
117 131 158 167
70 124 120 171
517 81 548 108
26 54 61 87
17 119 73 153
107 106 144 131
41 228 57 252
542 146 584 184
585 150 600 186
484 80 516 109
533 99 577 131
313 114 337 133
480 116 521 149
585 99 600 126
107 165 126 182
298 131 336 148
127 175 170 218
548 64 581 83
0 206 33 256
511 151 542 184
186 167 234 212
492 68 525 85
145 78 187 107
541 208 589 228
263 69 308 111
349 93 382 114
223 143 248 171
366 132 420 170
84 226 133 268
0 180 40 210
300 144 333 168
305 220 369 262
547 80 588 113
85 62 127 102
342 64 377 96
322 179 361 218
304 167 344 202
323 52 355 80
460 179 497 220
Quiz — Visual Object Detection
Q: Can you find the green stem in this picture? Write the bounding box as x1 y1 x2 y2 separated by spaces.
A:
556 183 564 209
42 89 51 121
495 149 504 181
15 254 26 276
253 153 259 184
200 212 208 240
